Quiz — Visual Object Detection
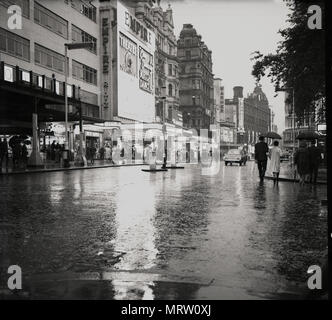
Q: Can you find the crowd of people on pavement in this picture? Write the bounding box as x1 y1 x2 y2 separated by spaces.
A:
0 137 29 172
254 136 322 185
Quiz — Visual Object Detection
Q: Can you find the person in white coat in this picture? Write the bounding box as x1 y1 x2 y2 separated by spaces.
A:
269 140 282 185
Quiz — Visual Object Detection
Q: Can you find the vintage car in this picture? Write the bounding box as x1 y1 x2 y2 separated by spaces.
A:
224 149 247 166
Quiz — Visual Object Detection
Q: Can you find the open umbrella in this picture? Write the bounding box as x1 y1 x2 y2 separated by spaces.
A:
8 135 21 148
263 131 282 139
296 131 320 140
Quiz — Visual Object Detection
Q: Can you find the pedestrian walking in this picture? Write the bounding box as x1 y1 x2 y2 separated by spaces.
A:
21 142 28 169
294 141 310 186
55 143 61 163
268 140 281 185
99 145 105 160
51 141 56 160
90 144 96 165
254 136 269 182
12 142 22 169
308 140 322 184
105 144 111 161
0 138 9 172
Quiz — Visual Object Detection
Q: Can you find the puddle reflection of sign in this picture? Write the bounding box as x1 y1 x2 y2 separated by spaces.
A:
139 46 153 94
119 32 137 77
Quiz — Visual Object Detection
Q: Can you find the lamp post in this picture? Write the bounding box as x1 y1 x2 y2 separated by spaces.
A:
64 42 93 167
161 86 167 169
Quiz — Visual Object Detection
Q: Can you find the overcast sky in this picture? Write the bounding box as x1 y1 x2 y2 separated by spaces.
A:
162 0 290 132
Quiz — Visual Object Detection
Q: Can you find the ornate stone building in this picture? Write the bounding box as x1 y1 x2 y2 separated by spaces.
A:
131 0 180 125
177 24 214 130
243 85 271 144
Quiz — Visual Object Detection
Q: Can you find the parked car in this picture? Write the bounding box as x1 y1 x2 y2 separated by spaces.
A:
224 149 247 166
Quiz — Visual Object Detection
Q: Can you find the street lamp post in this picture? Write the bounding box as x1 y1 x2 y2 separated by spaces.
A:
63 42 93 167
161 86 167 169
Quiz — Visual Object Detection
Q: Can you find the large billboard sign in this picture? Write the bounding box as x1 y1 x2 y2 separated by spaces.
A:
119 32 137 77
116 1 155 122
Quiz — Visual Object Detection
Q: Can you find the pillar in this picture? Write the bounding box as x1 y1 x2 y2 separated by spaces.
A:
28 113 43 167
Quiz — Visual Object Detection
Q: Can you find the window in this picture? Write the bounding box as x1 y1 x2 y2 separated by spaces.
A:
70 0 96 22
81 2 96 22
0 0 30 18
185 50 191 59
185 39 191 47
34 2 68 39
72 25 97 54
72 60 97 85
168 64 172 76
35 43 65 73
0 28 30 61
168 84 173 97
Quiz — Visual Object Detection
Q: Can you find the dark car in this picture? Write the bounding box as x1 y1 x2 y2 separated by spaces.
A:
224 149 247 166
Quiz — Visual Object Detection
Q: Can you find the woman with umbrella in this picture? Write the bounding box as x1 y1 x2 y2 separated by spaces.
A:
264 132 282 185
268 140 282 185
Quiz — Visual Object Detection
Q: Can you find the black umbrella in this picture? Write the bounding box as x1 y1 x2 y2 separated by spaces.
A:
8 135 21 148
296 131 320 140
263 131 282 139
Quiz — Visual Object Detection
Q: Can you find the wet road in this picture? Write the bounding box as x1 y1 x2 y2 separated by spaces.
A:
0 162 327 299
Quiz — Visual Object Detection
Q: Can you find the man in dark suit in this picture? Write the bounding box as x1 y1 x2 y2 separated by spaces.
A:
255 136 269 182
308 140 322 184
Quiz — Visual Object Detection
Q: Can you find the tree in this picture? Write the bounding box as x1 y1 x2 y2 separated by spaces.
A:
251 0 325 118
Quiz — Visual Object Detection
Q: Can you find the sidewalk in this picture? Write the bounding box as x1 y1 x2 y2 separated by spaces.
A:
265 161 327 184
0 159 148 175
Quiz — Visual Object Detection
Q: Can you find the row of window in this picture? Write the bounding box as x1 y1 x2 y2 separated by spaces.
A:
67 0 96 22
1 0 96 23
168 63 178 77
0 0 30 18
2 1 97 52
34 2 68 39
72 60 97 85
0 29 98 86
35 43 67 73
72 24 97 54
0 27 30 61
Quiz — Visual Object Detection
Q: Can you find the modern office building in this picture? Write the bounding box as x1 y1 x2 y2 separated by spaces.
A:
0 0 103 161
177 23 214 131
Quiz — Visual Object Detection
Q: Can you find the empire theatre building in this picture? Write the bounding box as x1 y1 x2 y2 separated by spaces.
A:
0 0 103 166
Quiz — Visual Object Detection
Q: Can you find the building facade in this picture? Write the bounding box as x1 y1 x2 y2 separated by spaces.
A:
123 0 180 126
213 78 223 125
0 0 102 146
224 85 271 146
243 85 271 145
177 23 214 130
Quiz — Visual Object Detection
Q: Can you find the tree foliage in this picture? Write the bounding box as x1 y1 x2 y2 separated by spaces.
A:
251 0 325 117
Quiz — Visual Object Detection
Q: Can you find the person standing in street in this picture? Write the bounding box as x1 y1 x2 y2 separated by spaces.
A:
21 142 28 169
90 144 96 165
268 140 281 185
255 136 269 182
0 138 8 172
294 141 310 185
308 140 322 184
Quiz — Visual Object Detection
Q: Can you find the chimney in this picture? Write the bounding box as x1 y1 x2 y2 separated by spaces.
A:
233 86 243 101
